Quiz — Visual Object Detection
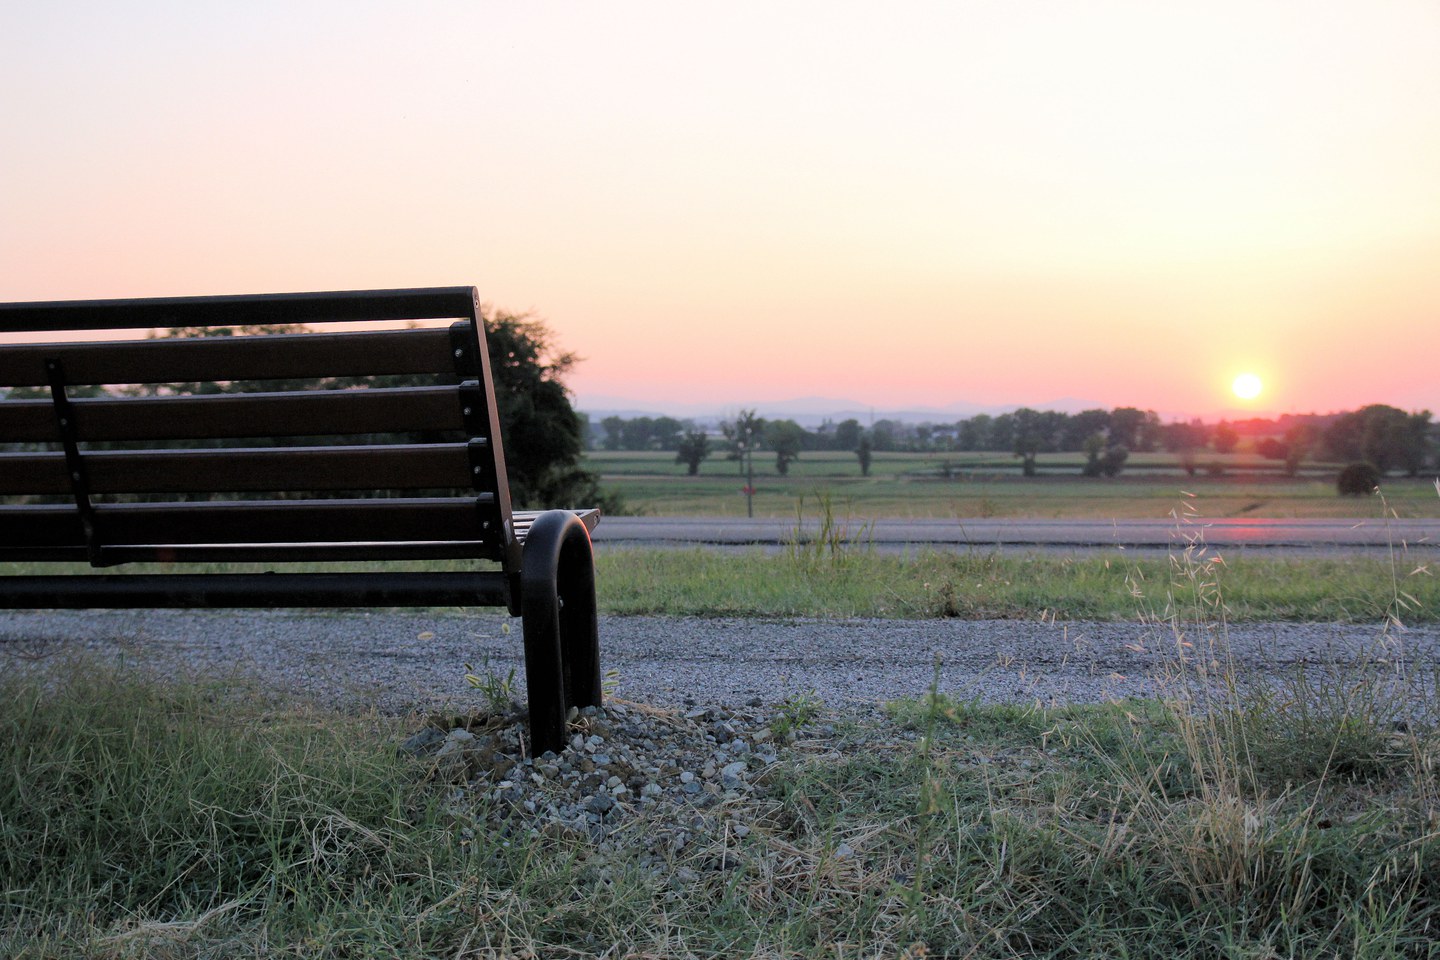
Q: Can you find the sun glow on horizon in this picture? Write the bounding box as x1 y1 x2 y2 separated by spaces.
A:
0 3 1435 417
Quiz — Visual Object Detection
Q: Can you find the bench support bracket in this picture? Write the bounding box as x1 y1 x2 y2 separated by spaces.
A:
520 509 601 756
44 358 105 567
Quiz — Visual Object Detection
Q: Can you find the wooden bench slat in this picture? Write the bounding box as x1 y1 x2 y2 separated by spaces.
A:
0 498 499 553
0 511 597 561
0 386 467 442
0 399 53 441
0 287 479 333
0 443 480 494
3 543 503 564
0 328 460 387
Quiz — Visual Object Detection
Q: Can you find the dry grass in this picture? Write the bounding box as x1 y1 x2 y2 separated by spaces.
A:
5 638 1439 958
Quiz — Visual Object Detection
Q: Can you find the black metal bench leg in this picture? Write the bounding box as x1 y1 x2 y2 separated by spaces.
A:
520 509 601 756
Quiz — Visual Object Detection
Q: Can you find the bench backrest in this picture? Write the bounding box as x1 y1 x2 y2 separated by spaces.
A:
0 287 521 573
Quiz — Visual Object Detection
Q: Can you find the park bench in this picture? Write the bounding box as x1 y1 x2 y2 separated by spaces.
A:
0 286 600 755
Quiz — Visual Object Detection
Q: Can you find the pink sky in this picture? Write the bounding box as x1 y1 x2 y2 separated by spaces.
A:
2 2 1437 419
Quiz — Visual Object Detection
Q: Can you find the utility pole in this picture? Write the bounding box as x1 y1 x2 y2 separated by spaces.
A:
731 411 766 521
734 410 757 519
745 434 755 518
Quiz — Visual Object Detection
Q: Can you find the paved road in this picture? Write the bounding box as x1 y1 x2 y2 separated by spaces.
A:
592 516 1440 554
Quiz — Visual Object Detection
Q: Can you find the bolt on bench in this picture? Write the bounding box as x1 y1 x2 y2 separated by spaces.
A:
0 286 600 755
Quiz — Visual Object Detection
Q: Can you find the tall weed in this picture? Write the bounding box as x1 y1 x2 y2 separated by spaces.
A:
785 491 873 565
1092 493 1440 948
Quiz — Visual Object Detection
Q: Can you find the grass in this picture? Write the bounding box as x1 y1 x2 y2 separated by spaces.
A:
595 548 1440 621
595 486 1439 621
868 682 1440 957
5 643 1439 957
0 663 459 957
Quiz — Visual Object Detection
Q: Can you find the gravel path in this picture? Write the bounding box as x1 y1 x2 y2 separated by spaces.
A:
3 609 1436 714
9 609 1438 852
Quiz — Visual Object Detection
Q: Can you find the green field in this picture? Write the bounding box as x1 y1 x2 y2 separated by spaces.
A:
586 450 1440 519
595 548 1440 622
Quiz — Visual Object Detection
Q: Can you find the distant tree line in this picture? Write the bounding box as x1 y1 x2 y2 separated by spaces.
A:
589 404 1437 479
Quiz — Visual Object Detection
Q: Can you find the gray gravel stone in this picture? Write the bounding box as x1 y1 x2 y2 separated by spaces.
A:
3 610 1433 716
391 696 838 873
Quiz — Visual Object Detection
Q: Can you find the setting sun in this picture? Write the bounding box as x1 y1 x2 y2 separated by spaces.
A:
1232 373 1264 401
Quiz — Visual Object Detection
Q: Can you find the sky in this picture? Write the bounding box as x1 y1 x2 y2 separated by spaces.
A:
2 1 1437 420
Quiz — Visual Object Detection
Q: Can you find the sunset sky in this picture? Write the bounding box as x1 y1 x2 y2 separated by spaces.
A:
2 2 1437 420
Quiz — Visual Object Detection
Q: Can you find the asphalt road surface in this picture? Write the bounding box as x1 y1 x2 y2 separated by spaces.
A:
592 516 1440 555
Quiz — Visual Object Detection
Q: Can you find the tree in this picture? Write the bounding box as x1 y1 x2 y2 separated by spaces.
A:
833 418 862 452
723 408 765 517
1136 410 1164 452
1012 407 1049 476
1257 437 1289 461
1256 435 1304 475
1063 409 1110 451
600 416 625 451
766 419 806 476
1080 434 1128 477
651 416 685 450
723 410 766 475
1337 461 1381 496
1038 411 1068 452
1163 419 1208 455
482 308 614 509
870 420 899 452
621 416 653 451
1282 422 1319 476
1107 407 1160 451
1324 405 1432 475
674 428 710 475
957 414 992 451
577 411 595 450
1100 445 1129 477
1107 407 1145 450
988 413 1015 452
1211 420 1239 454
856 433 873 476
1081 433 1106 476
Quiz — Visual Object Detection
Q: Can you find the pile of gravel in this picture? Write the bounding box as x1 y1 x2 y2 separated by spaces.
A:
399 697 849 880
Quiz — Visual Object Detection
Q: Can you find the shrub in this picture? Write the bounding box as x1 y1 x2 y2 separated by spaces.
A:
1100 445 1129 477
1257 437 1289 460
1336 461 1381 496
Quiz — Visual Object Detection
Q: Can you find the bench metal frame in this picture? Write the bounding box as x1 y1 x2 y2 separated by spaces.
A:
0 286 599 754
